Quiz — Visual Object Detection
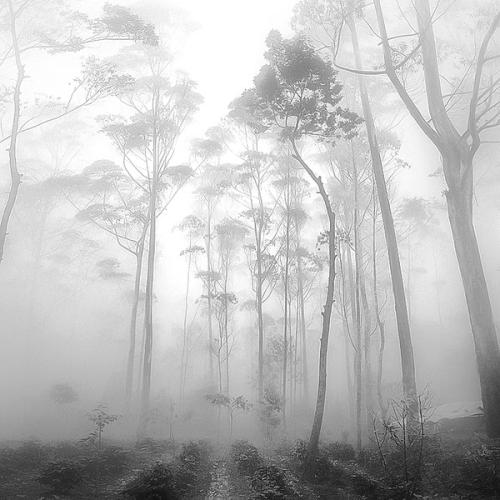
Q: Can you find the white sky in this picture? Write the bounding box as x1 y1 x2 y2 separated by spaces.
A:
134 0 297 139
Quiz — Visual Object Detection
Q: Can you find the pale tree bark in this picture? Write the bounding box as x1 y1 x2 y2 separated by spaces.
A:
0 0 24 263
346 12 417 403
206 214 215 385
372 0 500 436
372 185 387 417
141 87 160 420
297 253 309 400
126 239 145 404
352 149 363 452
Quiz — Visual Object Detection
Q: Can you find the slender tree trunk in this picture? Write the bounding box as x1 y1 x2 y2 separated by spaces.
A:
352 152 363 453
282 211 290 430
224 266 230 395
180 237 193 402
126 240 144 404
346 13 417 402
256 243 265 400
297 254 309 400
291 142 336 466
206 214 215 385
339 242 355 432
0 0 24 264
372 187 387 417
141 203 156 418
141 88 160 420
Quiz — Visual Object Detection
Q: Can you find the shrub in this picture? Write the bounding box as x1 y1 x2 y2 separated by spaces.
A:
425 445 500 497
231 440 263 476
14 440 45 467
83 447 130 476
178 440 211 469
135 438 177 455
123 462 178 499
251 465 298 499
39 460 83 494
323 442 356 462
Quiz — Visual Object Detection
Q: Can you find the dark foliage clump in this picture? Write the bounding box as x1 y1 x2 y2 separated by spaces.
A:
425 443 500 498
11 441 46 468
82 446 130 476
231 440 264 476
251 464 300 499
323 441 356 462
123 440 212 499
135 437 178 456
178 440 211 469
38 459 83 494
123 462 178 500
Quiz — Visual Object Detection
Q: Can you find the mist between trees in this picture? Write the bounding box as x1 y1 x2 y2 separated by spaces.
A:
1 0 500 498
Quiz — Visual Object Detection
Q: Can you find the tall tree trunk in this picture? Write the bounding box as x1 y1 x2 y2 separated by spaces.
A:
180 237 193 402
206 214 215 386
141 88 160 420
224 267 230 395
141 202 156 419
256 237 265 400
282 210 290 430
126 240 144 404
373 0 500 435
372 187 387 417
291 142 336 466
446 167 500 436
0 0 24 264
346 13 417 402
297 253 309 400
352 151 363 453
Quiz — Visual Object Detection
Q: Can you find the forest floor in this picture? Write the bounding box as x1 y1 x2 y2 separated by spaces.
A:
0 434 499 498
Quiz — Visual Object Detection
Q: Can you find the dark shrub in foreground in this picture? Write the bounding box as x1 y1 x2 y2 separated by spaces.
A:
425 446 500 497
38 459 83 494
231 440 263 476
123 462 178 499
323 441 356 462
251 464 298 499
178 440 211 469
82 446 130 476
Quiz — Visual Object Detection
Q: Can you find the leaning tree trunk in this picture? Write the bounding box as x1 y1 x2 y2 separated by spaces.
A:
0 0 24 264
346 13 417 402
291 142 336 467
445 156 500 437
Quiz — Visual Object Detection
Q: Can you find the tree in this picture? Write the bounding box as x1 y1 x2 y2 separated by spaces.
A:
335 0 500 436
101 44 203 420
69 160 150 404
177 215 205 401
232 31 361 464
294 0 417 412
225 115 280 401
213 218 247 394
0 1 156 263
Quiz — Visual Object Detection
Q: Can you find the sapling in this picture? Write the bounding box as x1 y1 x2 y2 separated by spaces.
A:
83 404 120 451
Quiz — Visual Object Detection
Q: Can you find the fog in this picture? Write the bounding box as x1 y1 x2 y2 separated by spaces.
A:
1 0 500 498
